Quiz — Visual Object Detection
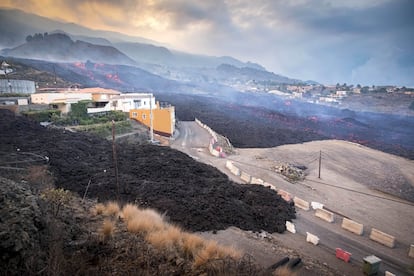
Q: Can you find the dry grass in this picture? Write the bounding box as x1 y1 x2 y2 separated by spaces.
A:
193 240 221 268
216 245 242 260
182 233 205 258
146 224 183 249
91 203 106 216
193 240 242 268
26 165 55 191
101 219 115 240
104 201 120 216
121 203 140 221
125 208 165 234
274 266 297 276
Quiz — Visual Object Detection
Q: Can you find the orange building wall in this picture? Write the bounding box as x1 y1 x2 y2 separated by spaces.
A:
129 106 175 136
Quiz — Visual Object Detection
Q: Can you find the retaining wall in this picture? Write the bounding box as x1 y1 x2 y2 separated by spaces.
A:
293 196 310 211
341 218 364 236
369 228 395 248
315 208 334 223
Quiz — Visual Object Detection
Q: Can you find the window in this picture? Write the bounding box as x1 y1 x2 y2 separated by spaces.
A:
133 100 141 109
142 114 146 120
132 112 137 117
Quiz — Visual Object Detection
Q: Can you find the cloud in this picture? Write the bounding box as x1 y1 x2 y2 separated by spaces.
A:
0 0 413 86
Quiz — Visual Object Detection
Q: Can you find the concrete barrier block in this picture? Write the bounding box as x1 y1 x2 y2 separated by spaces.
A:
341 218 364 236
369 228 395 248
225 160 234 170
311 201 324 210
286 221 296 234
315 208 334 223
251 177 264 185
409 244 414 258
336 248 352 263
230 166 240 176
293 196 310 211
277 189 292 202
240 171 252 183
306 232 319 245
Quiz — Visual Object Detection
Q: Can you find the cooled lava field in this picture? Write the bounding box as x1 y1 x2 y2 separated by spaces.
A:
0 109 295 233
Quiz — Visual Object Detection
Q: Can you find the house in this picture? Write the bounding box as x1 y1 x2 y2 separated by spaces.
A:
30 87 176 137
112 93 155 113
31 92 92 113
130 101 175 137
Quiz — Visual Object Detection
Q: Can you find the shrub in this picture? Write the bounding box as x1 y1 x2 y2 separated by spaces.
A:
101 219 115 240
126 209 164 234
91 203 106 216
41 188 72 217
274 266 297 276
182 233 205 259
104 201 120 216
22 109 61 122
121 203 140 221
145 225 182 250
26 165 54 191
193 240 221 268
193 240 242 268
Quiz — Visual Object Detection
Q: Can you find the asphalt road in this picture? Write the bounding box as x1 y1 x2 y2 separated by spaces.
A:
170 121 413 276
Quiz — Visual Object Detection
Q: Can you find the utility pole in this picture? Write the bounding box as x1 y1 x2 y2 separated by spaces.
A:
112 120 120 201
318 150 322 179
149 93 154 143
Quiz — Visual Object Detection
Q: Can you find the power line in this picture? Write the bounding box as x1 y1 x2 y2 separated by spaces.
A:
227 157 414 207
306 178 414 206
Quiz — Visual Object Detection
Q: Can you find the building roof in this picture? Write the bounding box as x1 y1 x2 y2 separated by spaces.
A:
77 87 121 95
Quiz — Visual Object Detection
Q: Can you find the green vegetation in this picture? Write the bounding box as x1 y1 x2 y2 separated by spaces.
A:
22 109 61 122
0 93 30 97
74 120 132 138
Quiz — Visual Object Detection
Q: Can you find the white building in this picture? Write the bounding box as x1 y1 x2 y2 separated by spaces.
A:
31 92 92 113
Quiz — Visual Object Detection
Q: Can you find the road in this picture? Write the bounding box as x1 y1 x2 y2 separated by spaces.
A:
170 121 414 276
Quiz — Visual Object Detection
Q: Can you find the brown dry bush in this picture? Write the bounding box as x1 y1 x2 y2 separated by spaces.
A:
193 240 221 268
274 266 298 276
145 224 183 250
91 203 106 216
121 203 140 221
101 219 115 240
125 207 165 234
26 165 55 191
182 232 205 259
104 201 120 216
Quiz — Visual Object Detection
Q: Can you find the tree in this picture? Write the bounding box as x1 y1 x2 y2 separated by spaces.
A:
25 35 33 42
361 86 370 93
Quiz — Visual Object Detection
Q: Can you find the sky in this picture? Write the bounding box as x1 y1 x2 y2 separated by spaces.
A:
1 0 413 87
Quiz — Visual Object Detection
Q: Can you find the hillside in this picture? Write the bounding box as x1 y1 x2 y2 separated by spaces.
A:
1 33 136 66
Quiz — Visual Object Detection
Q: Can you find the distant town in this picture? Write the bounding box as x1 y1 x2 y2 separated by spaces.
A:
240 81 414 106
